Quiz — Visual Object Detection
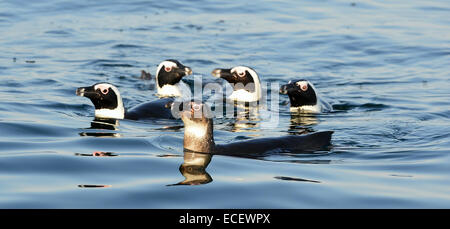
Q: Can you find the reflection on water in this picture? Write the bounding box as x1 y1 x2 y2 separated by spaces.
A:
75 151 118 157
79 118 121 138
88 118 119 130
171 150 212 186
288 112 319 135
78 185 112 188
219 101 263 133
171 144 332 186
274 176 320 183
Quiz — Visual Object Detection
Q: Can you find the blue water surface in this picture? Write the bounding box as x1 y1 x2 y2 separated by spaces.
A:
0 0 449 208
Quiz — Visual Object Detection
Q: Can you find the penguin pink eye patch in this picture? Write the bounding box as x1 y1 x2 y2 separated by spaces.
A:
101 88 109 94
95 84 110 95
296 81 308 91
165 66 172 72
192 103 202 111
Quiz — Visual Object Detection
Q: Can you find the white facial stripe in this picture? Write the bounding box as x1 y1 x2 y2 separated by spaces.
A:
231 66 247 76
156 61 178 77
94 83 112 92
296 81 308 90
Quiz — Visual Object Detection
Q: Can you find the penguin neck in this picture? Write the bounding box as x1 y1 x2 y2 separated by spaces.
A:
183 119 215 153
229 89 260 102
94 107 125 120
94 94 125 120
157 83 182 97
288 93 317 108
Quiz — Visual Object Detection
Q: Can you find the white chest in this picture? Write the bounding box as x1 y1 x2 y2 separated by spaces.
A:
157 82 191 98
229 89 260 102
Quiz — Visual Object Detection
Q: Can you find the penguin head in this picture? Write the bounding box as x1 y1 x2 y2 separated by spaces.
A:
179 100 215 153
76 83 125 120
280 79 318 107
156 59 192 89
179 100 213 125
211 66 262 101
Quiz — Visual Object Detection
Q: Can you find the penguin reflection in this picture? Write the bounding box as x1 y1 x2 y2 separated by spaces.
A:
170 150 212 186
288 112 318 135
220 101 261 133
79 118 122 138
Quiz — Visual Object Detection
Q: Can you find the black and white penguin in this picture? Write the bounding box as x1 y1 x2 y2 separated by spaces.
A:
211 66 262 102
76 82 176 120
279 79 332 113
155 59 193 98
179 101 333 155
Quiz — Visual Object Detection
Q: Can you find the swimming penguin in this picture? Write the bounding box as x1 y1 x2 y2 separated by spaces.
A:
76 82 176 120
211 66 262 102
156 59 193 98
279 79 332 113
179 101 333 155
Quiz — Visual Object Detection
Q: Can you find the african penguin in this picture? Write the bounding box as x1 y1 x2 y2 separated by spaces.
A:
211 66 262 102
76 82 177 120
279 79 332 113
156 59 193 98
179 101 333 154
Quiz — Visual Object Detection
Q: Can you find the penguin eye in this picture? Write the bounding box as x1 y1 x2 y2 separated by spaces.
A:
192 104 201 111
165 66 172 72
301 84 308 91
101 88 109 95
296 82 308 91
237 71 245 77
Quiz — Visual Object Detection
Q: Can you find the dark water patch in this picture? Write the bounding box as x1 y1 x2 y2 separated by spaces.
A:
332 102 390 111
418 6 450 12
132 25 158 31
78 184 112 188
0 81 23 88
27 78 59 86
100 63 135 68
44 30 73 36
185 24 203 31
274 176 321 183
83 59 137 68
112 44 147 49
417 111 450 121
318 60 382 70
184 59 217 65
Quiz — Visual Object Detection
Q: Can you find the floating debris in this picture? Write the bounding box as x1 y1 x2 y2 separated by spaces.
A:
140 70 152 80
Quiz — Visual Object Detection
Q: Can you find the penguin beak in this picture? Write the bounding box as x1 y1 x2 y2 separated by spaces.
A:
211 68 232 79
184 66 193 76
279 84 289 94
175 65 192 77
76 86 96 98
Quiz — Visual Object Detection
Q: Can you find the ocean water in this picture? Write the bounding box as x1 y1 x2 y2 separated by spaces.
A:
0 0 449 208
